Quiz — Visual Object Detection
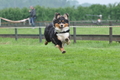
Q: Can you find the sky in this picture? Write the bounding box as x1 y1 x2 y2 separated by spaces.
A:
77 0 120 5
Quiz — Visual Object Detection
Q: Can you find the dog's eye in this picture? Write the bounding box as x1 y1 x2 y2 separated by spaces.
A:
65 20 69 23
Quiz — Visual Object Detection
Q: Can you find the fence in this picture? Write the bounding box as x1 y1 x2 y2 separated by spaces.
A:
1 26 120 44
0 17 120 43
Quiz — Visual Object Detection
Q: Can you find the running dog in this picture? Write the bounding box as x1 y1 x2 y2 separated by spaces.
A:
44 13 70 53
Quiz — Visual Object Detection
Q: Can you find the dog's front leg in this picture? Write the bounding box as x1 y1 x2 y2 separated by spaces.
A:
60 47 66 54
56 45 66 54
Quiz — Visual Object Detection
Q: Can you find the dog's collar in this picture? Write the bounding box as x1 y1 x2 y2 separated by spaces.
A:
55 29 70 34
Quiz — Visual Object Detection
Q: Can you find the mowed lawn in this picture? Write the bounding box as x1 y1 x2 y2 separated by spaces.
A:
0 27 120 35
0 37 120 80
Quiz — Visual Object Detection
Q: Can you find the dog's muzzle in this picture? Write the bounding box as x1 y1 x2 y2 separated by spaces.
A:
59 23 64 29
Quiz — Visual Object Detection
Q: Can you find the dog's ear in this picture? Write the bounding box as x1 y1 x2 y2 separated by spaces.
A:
63 13 69 19
55 13 61 19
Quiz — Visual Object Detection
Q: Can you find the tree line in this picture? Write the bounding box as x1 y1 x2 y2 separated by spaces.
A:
0 3 120 21
0 0 79 9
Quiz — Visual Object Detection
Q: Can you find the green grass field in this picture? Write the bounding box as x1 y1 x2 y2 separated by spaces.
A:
0 37 120 80
0 27 120 35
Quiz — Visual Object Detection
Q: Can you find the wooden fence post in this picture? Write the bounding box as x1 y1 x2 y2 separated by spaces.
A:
109 27 112 44
15 28 18 41
109 21 112 44
39 27 42 42
73 22 76 43
14 24 18 41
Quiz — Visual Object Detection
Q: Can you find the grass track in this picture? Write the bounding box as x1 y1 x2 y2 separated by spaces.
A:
0 27 120 35
0 38 120 80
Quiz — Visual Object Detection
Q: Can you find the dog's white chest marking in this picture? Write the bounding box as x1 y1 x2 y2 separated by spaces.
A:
56 33 69 42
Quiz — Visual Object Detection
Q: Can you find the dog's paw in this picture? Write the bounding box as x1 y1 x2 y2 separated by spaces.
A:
45 41 48 45
67 41 70 45
65 38 70 45
62 51 66 54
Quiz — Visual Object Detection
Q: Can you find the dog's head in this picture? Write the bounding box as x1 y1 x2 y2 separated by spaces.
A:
53 13 69 32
